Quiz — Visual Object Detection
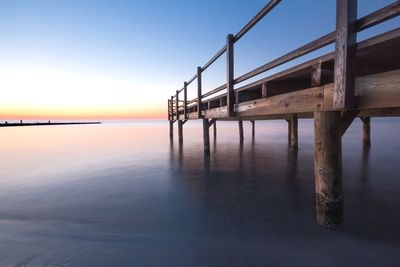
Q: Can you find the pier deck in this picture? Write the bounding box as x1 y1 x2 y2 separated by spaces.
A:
168 0 400 228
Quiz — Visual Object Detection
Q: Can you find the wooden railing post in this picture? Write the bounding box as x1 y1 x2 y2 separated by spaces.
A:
197 67 202 118
184 82 188 119
227 34 235 117
333 0 357 109
167 99 170 121
176 90 179 120
170 96 174 120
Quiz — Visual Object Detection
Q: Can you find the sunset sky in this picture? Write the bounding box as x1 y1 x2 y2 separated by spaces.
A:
0 0 397 120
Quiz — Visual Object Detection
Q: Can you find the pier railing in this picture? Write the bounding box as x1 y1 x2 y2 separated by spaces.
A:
168 0 400 121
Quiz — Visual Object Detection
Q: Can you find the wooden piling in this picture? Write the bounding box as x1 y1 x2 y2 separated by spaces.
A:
238 120 244 143
213 120 217 139
169 121 174 140
287 119 291 144
203 119 210 155
361 117 371 147
290 115 298 150
314 111 343 227
178 120 183 143
251 120 255 138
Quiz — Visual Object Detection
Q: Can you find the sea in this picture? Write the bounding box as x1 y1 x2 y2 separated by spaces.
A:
0 119 399 266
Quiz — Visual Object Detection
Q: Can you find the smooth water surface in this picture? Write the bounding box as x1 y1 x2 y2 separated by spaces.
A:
0 119 399 266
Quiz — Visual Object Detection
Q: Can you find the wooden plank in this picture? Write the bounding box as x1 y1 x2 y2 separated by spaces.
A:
202 84 227 99
236 86 324 117
203 106 228 119
356 69 400 109
333 0 357 109
325 69 400 110
236 53 335 93
227 34 235 117
359 108 400 118
234 0 281 41
203 46 227 72
356 1 400 32
187 73 198 86
234 32 336 85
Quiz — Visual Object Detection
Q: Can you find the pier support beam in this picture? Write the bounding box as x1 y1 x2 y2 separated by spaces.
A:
251 120 255 139
203 119 210 155
178 120 183 144
289 115 298 150
169 121 174 140
314 111 343 227
361 117 371 147
238 120 244 143
213 120 217 139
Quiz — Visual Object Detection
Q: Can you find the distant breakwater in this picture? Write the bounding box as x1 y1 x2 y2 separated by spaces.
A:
0 121 101 127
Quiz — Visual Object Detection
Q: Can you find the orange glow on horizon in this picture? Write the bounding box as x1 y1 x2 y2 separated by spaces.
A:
0 107 165 121
0 66 169 121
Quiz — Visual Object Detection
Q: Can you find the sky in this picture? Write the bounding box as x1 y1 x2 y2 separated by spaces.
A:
0 0 398 120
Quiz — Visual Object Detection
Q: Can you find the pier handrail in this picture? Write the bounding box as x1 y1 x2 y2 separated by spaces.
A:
169 0 400 120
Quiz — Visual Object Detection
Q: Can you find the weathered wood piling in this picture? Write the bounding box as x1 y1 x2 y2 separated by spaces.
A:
167 0 400 227
203 119 210 155
289 115 298 150
314 111 343 227
238 120 244 143
361 117 371 147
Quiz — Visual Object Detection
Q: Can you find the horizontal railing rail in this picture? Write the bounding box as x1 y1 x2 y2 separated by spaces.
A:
168 0 400 121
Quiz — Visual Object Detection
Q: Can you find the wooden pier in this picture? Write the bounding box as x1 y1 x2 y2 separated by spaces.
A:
167 0 400 227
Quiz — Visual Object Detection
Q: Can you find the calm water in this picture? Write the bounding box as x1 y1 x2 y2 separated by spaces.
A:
0 119 399 266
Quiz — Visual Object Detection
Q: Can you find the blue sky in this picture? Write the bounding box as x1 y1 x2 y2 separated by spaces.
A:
0 0 398 119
